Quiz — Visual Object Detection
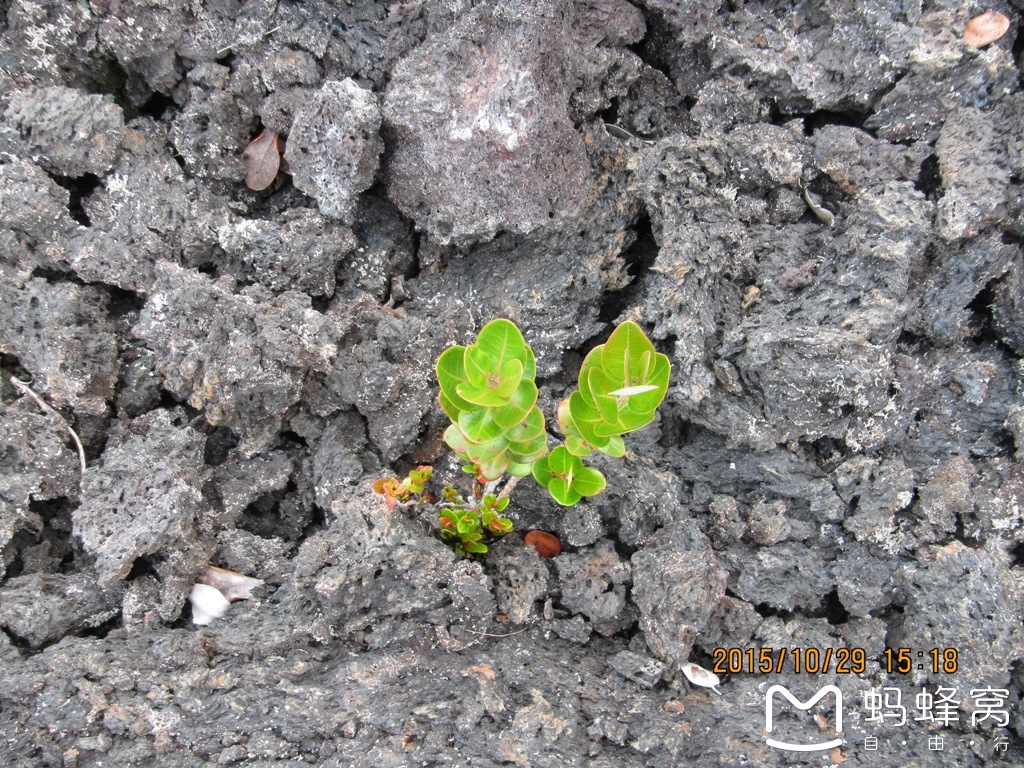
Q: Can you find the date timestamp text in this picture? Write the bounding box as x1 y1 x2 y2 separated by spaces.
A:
710 647 959 676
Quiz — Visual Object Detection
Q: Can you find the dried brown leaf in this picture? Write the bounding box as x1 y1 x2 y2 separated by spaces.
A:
524 530 561 557
242 129 280 191
964 11 1010 47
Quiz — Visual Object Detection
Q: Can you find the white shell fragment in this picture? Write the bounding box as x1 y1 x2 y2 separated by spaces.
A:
802 187 835 227
189 583 231 626
681 662 722 695
197 565 264 602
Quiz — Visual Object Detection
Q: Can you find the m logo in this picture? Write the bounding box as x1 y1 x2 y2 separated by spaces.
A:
765 684 844 751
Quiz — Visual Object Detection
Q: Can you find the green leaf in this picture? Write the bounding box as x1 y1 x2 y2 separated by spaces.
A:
546 445 578 477
475 452 510 481
547 476 582 506
491 378 537 429
522 344 537 383
473 319 529 371
594 408 655 437
443 423 468 454
603 321 657 388
507 427 548 459
573 466 606 497
586 367 620 424
531 454 553 486
456 355 523 407
564 435 592 457
464 433 510 464
459 408 502 443
567 390 610 445
465 542 489 554
594 434 626 458
506 405 546 444
507 445 548 467
463 343 493 385
437 347 474 420
497 357 524 399
578 345 604 384
508 461 535 477
620 351 671 414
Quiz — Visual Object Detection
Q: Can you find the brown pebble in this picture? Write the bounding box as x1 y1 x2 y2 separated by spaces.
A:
524 530 561 557
964 11 1010 47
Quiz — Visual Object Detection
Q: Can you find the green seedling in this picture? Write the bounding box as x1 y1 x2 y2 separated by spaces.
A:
371 465 433 509
374 319 670 556
531 446 607 506
438 493 513 556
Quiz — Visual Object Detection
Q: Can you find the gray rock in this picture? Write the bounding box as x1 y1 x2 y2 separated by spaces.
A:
2 86 124 177
290 487 493 646
835 456 916 552
0 399 80 554
747 499 791 546
170 84 251 184
261 48 321 91
811 124 926 196
211 449 294 526
908 235 1016 347
0 278 119 418
258 86 317 135
689 1 915 113
71 123 194 294
729 541 835 613
557 541 631 627
866 15 1018 142
608 650 666 689
284 79 383 223
382 0 590 245
935 107 1012 241
135 261 340 456
992 257 1024 356
631 520 727 670
491 540 549 624
893 540 1024 690
214 207 357 297
0 572 122 647
307 411 368 510
832 543 898 618
216 529 293 585
0 160 81 274
72 410 209 598
913 456 975 541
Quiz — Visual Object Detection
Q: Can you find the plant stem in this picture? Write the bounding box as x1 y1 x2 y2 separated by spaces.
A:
497 475 522 500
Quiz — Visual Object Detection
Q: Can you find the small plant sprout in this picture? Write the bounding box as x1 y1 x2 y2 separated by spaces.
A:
439 493 514 556
373 319 671 556
681 662 722 695
371 465 434 509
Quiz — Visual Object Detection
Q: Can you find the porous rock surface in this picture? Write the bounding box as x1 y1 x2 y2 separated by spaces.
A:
1 1 1023 766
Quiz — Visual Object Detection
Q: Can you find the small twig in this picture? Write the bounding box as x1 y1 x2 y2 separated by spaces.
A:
464 626 532 638
10 377 86 476
497 475 522 500
216 24 282 55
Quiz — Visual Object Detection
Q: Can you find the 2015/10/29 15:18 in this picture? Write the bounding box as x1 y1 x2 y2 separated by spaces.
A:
710 647 960 676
